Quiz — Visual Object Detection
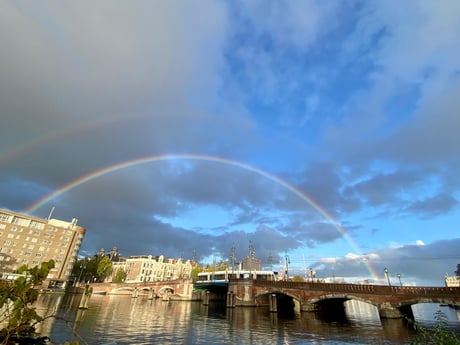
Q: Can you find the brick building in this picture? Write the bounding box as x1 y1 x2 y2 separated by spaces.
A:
0 208 86 284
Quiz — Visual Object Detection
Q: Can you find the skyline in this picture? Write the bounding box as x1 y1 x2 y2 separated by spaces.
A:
1 1 460 286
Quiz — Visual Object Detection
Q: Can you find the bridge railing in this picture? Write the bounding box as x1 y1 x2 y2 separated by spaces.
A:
246 279 460 297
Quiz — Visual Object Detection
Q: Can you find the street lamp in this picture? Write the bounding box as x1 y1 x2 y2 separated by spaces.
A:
397 273 402 286
77 261 86 286
384 268 391 286
285 252 290 281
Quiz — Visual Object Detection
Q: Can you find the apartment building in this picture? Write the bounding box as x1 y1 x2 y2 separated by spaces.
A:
111 255 192 282
0 208 86 283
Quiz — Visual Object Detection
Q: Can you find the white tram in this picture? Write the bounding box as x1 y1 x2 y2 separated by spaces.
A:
196 270 276 283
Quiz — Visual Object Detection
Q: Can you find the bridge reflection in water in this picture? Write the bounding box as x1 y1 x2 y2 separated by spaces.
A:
34 291 459 344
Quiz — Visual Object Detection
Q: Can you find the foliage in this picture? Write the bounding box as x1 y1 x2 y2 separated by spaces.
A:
409 310 460 345
112 268 127 283
72 256 113 284
0 260 55 344
205 260 229 272
291 275 305 282
96 256 112 282
191 266 204 281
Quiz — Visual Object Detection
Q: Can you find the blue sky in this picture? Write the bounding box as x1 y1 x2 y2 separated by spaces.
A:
1 0 459 285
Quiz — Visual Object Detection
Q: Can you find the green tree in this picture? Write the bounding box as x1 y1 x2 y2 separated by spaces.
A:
112 268 127 283
0 260 55 344
96 256 112 282
191 265 204 281
291 275 305 282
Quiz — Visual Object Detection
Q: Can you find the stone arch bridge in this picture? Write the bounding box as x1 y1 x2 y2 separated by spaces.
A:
86 279 196 300
228 279 460 319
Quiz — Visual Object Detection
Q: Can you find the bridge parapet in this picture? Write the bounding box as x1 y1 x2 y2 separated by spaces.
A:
252 280 460 297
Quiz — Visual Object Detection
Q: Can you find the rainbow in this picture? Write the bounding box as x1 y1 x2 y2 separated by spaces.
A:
25 153 380 279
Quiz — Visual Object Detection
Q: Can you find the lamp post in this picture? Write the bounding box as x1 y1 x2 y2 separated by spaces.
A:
285 252 290 281
384 268 391 286
77 261 86 287
397 273 402 286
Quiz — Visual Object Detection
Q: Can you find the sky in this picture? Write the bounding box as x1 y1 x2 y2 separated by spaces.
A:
1 0 459 286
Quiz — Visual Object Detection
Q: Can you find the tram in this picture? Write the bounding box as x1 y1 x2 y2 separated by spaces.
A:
196 270 276 283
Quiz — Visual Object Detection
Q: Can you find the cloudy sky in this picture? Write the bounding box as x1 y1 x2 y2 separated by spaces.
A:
1 1 459 286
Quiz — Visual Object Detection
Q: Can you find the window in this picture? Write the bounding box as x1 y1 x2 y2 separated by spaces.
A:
31 238 38 243
30 221 45 229
0 213 11 222
3 240 11 246
7 233 14 238
12 217 29 226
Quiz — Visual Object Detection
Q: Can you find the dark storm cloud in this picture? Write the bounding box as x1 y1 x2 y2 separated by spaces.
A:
404 194 458 218
344 171 423 208
1 1 459 283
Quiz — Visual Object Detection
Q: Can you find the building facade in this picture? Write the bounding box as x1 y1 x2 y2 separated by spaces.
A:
110 255 192 282
0 208 86 282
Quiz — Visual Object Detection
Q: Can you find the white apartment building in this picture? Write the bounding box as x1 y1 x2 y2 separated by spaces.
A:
0 208 86 283
111 255 192 282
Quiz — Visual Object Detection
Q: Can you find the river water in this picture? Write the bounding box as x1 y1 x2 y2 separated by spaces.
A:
34 293 459 345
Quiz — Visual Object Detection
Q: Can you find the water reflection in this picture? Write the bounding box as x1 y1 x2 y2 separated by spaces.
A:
33 293 458 345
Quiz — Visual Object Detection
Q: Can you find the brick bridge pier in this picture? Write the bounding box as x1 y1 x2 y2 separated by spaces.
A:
227 279 460 319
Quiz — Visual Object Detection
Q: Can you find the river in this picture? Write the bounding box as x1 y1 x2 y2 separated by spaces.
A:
34 293 459 345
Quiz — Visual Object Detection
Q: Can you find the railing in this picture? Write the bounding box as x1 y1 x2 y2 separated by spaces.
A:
248 280 460 297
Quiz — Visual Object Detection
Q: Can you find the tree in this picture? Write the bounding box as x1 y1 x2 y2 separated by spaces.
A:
455 263 460 276
291 275 305 282
112 268 127 283
0 260 55 344
191 265 204 281
96 256 112 282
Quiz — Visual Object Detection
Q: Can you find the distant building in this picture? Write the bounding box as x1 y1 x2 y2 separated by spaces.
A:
109 254 192 282
0 208 86 283
241 256 262 271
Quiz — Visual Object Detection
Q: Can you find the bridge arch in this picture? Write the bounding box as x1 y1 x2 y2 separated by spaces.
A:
309 293 378 308
254 291 299 313
158 286 175 296
110 286 135 293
